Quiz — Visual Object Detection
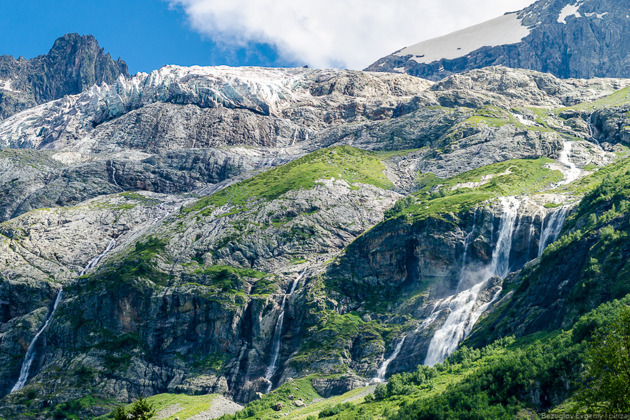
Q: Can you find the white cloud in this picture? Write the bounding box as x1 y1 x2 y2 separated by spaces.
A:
169 0 537 69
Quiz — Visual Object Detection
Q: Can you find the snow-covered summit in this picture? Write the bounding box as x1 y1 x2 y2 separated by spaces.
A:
394 13 530 66
367 0 630 81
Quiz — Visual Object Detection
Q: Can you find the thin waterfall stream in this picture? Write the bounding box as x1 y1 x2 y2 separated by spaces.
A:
372 336 407 383
263 270 305 393
10 290 63 392
11 239 117 392
587 114 600 146
538 207 570 257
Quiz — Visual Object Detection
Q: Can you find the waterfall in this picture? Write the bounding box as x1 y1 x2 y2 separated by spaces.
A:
489 197 520 279
12 238 118 392
80 239 116 276
537 207 569 257
263 271 305 393
372 336 407 383
11 290 63 392
558 141 580 185
109 160 122 190
263 296 287 393
424 197 521 366
587 114 600 146
459 208 478 281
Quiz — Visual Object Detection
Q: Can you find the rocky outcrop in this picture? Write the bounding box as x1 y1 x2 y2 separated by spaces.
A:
0 66 624 222
2 59 630 418
0 33 128 120
367 0 630 81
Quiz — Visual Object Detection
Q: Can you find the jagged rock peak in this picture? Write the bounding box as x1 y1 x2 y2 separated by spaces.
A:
0 33 129 120
366 0 630 81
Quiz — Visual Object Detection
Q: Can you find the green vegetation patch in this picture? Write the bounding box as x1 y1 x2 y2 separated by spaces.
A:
393 158 563 221
99 394 219 420
187 264 274 296
78 237 170 291
247 299 630 419
183 146 393 216
108 237 169 286
569 86 630 111
220 376 321 419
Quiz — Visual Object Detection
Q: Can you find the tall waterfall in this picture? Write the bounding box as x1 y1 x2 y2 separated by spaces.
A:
489 197 520 279
264 271 305 393
537 207 569 257
11 290 63 392
458 208 478 286
372 336 407 383
11 238 117 392
424 197 521 366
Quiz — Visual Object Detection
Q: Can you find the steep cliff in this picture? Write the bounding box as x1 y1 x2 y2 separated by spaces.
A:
2 61 630 418
0 34 129 120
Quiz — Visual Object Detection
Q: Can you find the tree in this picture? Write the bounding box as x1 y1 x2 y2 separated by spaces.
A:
113 397 156 420
577 306 630 413
113 406 127 420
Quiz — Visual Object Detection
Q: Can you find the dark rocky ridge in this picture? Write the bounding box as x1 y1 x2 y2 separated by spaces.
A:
0 33 128 120
366 0 630 81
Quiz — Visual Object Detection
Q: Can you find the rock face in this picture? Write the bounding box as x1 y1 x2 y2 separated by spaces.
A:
0 33 129 120
2 57 630 419
0 65 625 224
366 0 630 81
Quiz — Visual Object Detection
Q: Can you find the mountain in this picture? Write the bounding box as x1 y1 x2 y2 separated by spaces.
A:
2 35 630 418
366 0 630 81
0 33 129 120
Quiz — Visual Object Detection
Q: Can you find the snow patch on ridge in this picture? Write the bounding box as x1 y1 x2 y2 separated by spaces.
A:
558 3 582 24
0 79 19 93
395 13 530 65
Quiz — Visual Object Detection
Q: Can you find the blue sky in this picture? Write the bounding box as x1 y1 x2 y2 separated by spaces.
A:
0 0 295 74
0 0 535 74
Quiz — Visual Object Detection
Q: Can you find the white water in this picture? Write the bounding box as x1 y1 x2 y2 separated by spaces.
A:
263 271 305 393
458 208 478 286
80 239 116 276
12 238 118 392
109 160 122 190
372 336 407 383
558 141 580 185
587 114 600 146
11 290 63 392
424 197 520 366
537 207 569 257
489 197 520 279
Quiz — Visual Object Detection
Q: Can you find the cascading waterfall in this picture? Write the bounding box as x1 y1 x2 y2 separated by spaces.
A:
109 160 122 190
80 239 116 276
558 141 580 185
537 207 570 257
11 238 117 392
372 336 407 383
489 197 520 279
424 197 521 366
263 271 305 393
11 290 63 392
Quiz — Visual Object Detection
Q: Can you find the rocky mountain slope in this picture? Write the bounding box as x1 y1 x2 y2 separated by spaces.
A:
0 33 129 120
367 0 630 81
2 54 630 418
